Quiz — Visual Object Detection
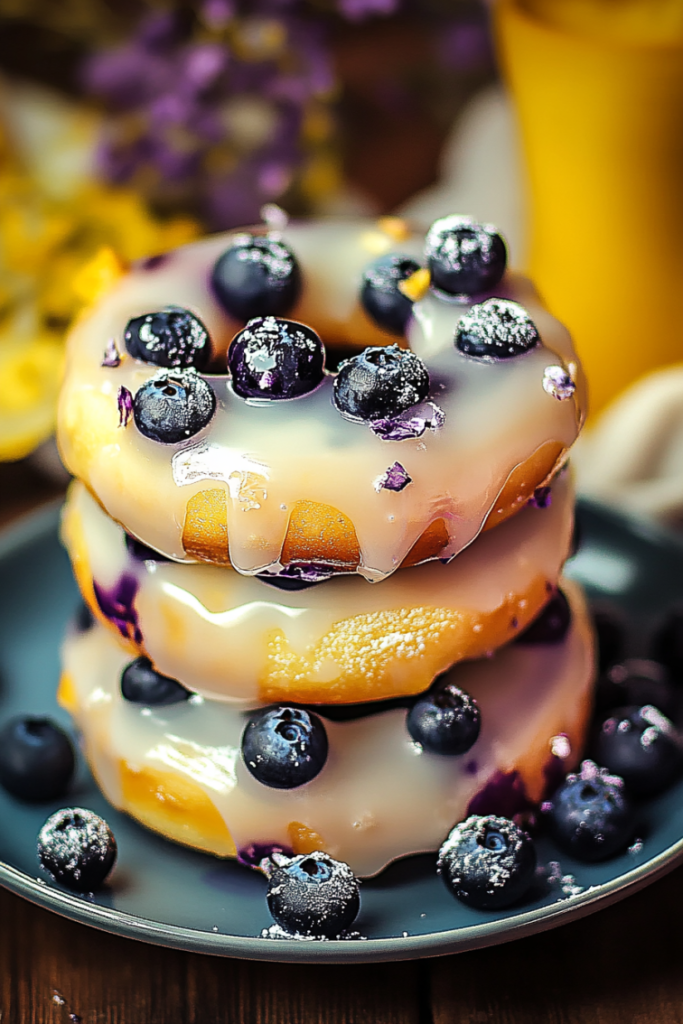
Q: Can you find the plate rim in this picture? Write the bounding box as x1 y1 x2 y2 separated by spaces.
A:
1 498 683 963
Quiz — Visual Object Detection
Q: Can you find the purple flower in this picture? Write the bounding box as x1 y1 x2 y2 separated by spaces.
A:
117 386 133 427
375 462 412 492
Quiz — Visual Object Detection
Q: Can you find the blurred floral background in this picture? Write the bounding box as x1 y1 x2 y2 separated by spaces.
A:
0 0 493 486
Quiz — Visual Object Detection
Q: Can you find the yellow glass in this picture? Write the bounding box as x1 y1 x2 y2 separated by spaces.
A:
495 0 683 413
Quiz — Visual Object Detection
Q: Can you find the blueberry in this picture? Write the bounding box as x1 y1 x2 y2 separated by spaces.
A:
124 306 211 369
242 706 328 789
266 852 360 938
121 656 192 705
545 761 635 861
38 807 117 891
593 705 683 797
0 717 75 801
333 344 429 421
594 660 677 720
455 299 540 360
515 590 571 645
133 368 215 444
228 317 325 400
425 215 507 296
437 814 537 910
407 678 480 755
211 236 301 321
360 254 422 335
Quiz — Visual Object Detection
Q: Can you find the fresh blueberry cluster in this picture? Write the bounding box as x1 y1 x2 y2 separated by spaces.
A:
212 236 301 322
38 807 117 892
333 344 430 422
133 368 216 444
438 815 537 910
228 317 325 400
242 706 329 789
265 852 360 938
124 307 211 370
121 657 192 706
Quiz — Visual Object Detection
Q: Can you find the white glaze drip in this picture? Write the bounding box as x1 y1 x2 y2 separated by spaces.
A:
57 219 585 579
62 579 594 877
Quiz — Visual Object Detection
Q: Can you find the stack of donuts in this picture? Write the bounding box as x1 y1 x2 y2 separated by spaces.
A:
56 212 593 878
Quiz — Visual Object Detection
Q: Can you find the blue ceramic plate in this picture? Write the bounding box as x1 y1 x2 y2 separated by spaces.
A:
0 499 682 964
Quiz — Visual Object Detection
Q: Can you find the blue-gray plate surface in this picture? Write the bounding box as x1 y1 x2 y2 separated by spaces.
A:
0 499 682 963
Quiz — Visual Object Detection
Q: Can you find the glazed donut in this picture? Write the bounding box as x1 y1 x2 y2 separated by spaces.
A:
62 471 574 704
57 215 585 582
58 580 594 877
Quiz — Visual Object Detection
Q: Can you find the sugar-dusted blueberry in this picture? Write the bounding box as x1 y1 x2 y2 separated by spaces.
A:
242 706 328 789
266 851 360 937
407 677 480 755
455 299 540 360
121 656 192 706
133 368 215 444
124 306 211 369
211 236 301 321
333 344 429 422
0 717 75 802
360 254 422 335
425 215 506 296
38 807 117 891
544 760 635 861
594 660 677 720
228 317 325 400
593 705 683 797
515 590 571 645
437 814 537 910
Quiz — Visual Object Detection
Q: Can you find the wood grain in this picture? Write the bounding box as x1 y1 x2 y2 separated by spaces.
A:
0 888 424 1024
431 862 683 1024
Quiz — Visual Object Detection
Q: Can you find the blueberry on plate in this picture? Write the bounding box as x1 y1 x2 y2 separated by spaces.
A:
593 705 683 797
242 706 328 789
455 299 540 360
38 807 117 892
121 657 192 705
360 254 422 335
133 368 215 444
333 344 429 421
228 316 325 400
425 215 507 296
266 851 360 938
594 660 677 720
124 306 211 370
407 677 480 755
211 236 301 321
515 590 571 645
437 814 537 910
0 716 75 801
544 760 635 861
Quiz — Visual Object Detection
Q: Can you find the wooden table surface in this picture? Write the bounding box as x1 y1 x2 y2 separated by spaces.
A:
1 461 682 1024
